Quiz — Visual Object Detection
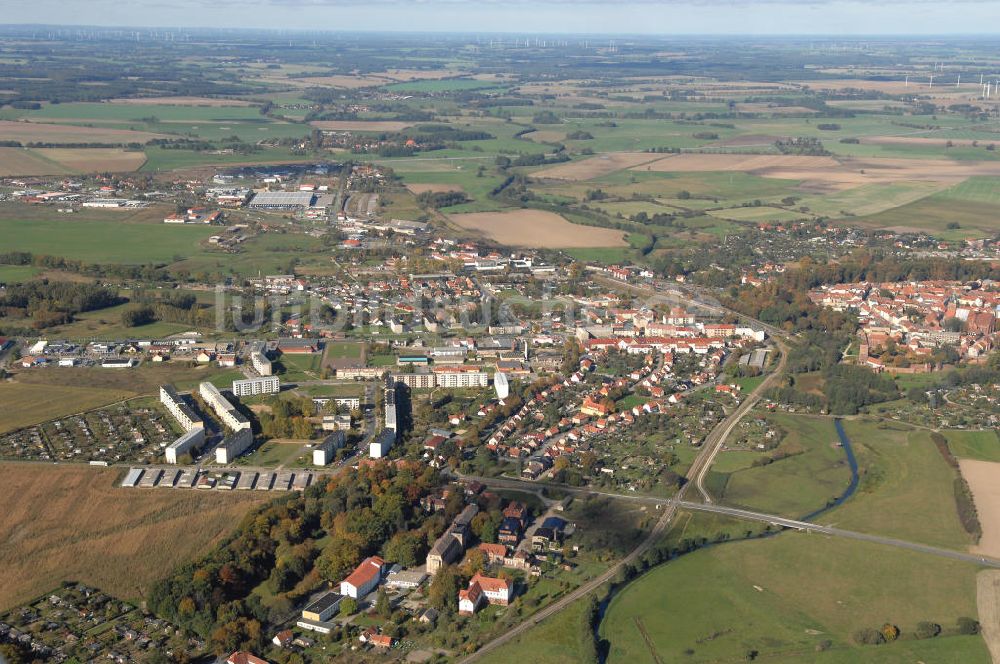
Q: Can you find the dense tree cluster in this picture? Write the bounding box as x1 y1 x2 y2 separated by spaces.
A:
0 280 122 329
148 461 443 654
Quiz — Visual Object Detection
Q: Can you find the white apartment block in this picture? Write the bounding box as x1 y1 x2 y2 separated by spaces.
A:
432 368 489 389
251 351 273 376
159 385 203 432
199 381 251 432
232 375 280 397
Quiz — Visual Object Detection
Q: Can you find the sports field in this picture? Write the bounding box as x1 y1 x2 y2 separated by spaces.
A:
0 464 265 610
600 533 988 664
448 209 628 248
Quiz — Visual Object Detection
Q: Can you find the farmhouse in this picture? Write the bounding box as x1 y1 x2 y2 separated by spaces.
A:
458 574 512 615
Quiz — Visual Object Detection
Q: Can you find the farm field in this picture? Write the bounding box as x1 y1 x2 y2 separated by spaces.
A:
0 464 266 611
447 209 628 248
823 420 971 551
0 119 166 143
0 147 143 176
960 459 1000 559
532 152 663 180
856 196 999 238
309 120 413 132
707 205 810 222
0 382 134 434
600 532 988 664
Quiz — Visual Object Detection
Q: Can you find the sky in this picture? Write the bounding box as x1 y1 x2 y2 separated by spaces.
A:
7 0 1000 35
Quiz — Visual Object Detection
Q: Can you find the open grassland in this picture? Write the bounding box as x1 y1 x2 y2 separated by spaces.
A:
0 119 166 143
796 180 947 218
960 459 1000 559
601 532 988 664
477 596 595 664
856 196 1000 238
716 413 851 517
0 264 41 283
14 364 240 398
448 209 628 248
0 382 133 434
824 420 971 550
707 205 811 222
0 464 266 610
34 148 146 172
948 430 1000 462
0 215 215 264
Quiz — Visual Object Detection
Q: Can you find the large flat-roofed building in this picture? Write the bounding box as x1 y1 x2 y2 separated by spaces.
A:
302 592 343 622
232 376 280 397
248 191 316 209
250 351 272 376
313 431 345 466
159 385 203 432
165 427 206 464
199 382 251 432
216 428 254 464
432 366 489 388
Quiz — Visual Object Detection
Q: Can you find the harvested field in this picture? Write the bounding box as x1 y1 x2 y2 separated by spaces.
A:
0 119 165 144
638 152 1000 190
978 569 1000 664
310 120 413 132
960 459 1000 558
638 153 841 174
533 152 663 180
107 96 254 106
863 135 997 148
291 74 393 89
34 148 146 172
405 182 466 195
0 148 71 176
0 464 266 610
448 209 627 248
